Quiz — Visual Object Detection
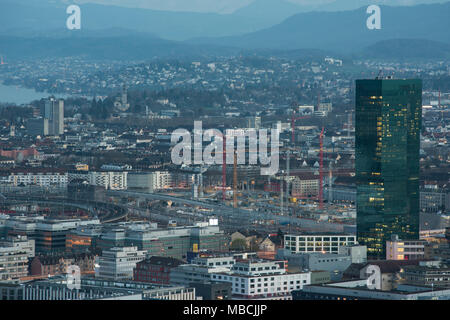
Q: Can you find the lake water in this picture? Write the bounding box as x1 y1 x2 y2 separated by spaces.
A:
0 82 68 105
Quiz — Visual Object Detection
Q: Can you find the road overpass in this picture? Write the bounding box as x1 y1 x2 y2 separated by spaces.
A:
107 190 346 233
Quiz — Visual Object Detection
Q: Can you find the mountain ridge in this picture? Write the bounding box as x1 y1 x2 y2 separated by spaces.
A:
188 2 450 53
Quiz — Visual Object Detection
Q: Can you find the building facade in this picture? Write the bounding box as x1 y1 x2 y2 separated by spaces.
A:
291 174 319 198
386 235 426 261
420 187 450 213
0 236 35 281
89 171 128 190
43 98 64 136
284 234 357 254
0 277 197 300
356 79 422 258
401 264 450 288
4 171 67 187
293 280 450 300
68 171 128 190
133 256 183 285
95 246 146 281
127 171 173 192
124 222 229 260
212 260 311 300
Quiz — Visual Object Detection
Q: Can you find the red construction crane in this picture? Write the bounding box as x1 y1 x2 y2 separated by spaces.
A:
291 112 310 144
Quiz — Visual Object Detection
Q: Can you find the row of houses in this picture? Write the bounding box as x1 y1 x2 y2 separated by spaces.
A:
0 170 174 191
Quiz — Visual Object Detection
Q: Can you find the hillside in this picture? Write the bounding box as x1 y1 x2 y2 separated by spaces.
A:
190 3 450 53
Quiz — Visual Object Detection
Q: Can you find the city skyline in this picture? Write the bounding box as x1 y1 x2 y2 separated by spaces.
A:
0 0 448 306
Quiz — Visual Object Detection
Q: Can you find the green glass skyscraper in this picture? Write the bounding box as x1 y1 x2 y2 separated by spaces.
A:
356 79 422 258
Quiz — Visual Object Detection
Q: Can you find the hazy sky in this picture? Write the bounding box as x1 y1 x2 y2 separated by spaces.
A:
68 0 446 13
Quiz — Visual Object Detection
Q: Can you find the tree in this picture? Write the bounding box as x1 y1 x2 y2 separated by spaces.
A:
248 238 260 252
230 239 247 251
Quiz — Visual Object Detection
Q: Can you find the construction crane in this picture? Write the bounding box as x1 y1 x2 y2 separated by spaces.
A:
233 150 238 208
287 110 310 207
328 160 333 205
319 127 325 210
216 132 239 205
286 148 290 211
222 135 226 202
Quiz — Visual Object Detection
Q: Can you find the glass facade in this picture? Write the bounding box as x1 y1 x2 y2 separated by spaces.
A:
355 79 422 258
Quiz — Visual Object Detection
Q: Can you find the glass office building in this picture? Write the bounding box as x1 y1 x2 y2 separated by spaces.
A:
355 79 422 258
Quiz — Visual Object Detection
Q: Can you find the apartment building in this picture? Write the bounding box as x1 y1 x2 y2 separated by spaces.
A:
0 236 35 281
89 171 128 190
3 170 67 187
68 171 128 190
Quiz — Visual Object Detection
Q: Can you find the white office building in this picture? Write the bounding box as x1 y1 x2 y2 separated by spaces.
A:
386 235 426 261
284 234 357 254
171 257 310 300
95 246 146 281
213 260 310 300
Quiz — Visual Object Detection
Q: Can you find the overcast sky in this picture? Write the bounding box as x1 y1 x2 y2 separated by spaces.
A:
68 0 446 13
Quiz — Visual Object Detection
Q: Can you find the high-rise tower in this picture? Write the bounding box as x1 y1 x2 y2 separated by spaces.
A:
43 98 64 136
355 79 422 258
